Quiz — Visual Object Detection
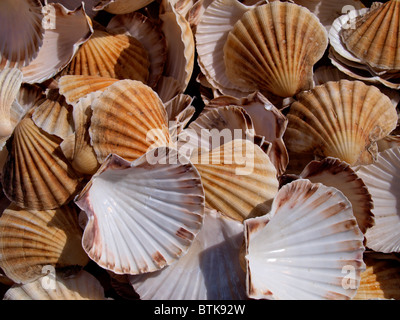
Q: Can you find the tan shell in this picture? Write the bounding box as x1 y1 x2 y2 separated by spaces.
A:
341 0 400 72
0 0 44 69
3 270 106 300
58 75 118 105
63 29 150 84
299 157 374 234
223 2 328 97
0 203 89 284
284 80 398 166
89 79 170 163
93 0 155 14
354 253 400 300
107 11 167 88
31 89 74 140
191 139 279 222
2 116 82 210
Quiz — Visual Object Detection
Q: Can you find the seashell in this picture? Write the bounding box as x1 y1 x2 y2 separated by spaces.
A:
0 0 44 69
191 139 279 222
2 116 82 210
67 91 102 175
353 253 400 300
58 75 118 105
223 1 328 98
340 0 400 72
195 0 257 98
155 75 187 103
74 149 205 275
205 92 289 176
177 105 255 160
3 270 106 300
377 135 400 152
129 208 246 300
93 0 155 15
0 68 23 140
107 12 167 88
299 157 374 234
244 179 365 300
160 2 195 92
89 79 170 163
293 0 364 32
356 146 400 253
165 93 195 140
284 80 398 166
45 0 99 19
31 89 74 140
63 28 150 84
0 203 89 284
21 3 93 84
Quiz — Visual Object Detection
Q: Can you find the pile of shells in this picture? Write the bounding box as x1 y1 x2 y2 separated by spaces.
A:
0 0 399 300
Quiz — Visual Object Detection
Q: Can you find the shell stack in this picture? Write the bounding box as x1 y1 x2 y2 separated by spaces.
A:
0 0 399 301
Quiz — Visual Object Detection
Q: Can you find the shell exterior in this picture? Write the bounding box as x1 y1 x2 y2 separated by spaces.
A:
89 79 171 163
341 0 400 72
223 2 328 98
191 139 279 222
31 89 74 140
130 208 246 300
93 0 155 14
2 116 82 210
3 270 106 300
299 157 374 234
75 150 205 275
244 179 365 300
46 0 99 19
0 68 23 139
107 12 167 88
21 3 93 84
0 0 44 69
0 203 89 284
58 75 118 105
165 93 195 139
63 29 150 84
284 80 398 166
356 146 400 253
354 253 400 300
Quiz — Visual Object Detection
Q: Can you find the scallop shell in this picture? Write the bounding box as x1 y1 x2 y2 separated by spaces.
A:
89 79 170 163
284 80 398 166
354 253 400 300
299 157 374 234
0 0 44 69
58 75 118 105
340 0 400 72
165 93 195 139
205 92 289 176
107 11 167 88
244 179 365 300
74 150 205 275
0 203 89 284
46 0 99 19
93 0 155 14
0 68 23 139
21 3 93 84
31 89 74 140
191 139 279 222
356 146 400 253
160 2 195 92
223 2 328 98
129 208 246 300
2 116 82 210
63 28 150 84
3 270 106 300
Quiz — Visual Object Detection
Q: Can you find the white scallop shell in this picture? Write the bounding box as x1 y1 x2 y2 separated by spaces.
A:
356 146 400 253
129 208 246 300
75 149 205 275
245 179 365 300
